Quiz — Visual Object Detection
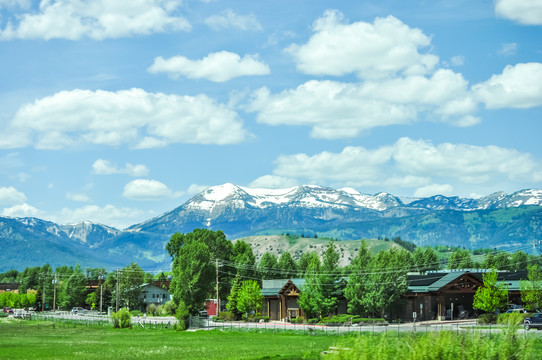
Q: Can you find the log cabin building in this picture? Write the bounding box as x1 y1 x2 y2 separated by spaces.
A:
261 270 529 321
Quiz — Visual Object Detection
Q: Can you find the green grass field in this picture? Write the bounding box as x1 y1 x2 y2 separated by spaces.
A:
0 320 338 360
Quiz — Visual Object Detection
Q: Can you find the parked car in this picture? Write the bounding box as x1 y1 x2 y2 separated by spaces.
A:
3 307 14 314
506 308 526 313
71 307 84 314
524 313 542 330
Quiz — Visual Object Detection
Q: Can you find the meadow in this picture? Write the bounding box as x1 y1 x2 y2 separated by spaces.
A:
2 319 542 360
0 320 337 360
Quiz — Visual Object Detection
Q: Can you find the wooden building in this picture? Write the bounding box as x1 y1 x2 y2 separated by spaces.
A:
263 270 529 322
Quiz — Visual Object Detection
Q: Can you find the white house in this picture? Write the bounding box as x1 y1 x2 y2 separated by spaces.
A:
140 283 171 310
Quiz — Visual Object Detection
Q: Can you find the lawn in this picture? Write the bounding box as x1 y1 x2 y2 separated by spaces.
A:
0 320 338 360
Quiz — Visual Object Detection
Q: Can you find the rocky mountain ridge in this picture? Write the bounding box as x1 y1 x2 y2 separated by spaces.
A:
1 184 542 271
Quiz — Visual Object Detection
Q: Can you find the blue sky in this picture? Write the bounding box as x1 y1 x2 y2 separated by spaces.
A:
0 0 541 229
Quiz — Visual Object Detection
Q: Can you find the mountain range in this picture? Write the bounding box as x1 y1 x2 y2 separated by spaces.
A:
1 184 542 272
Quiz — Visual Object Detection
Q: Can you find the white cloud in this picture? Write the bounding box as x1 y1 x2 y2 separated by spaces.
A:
2 203 40 218
248 69 474 139
248 175 299 189
205 8 262 31
285 10 438 79
0 0 191 40
270 138 542 189
186 184 209 195
123 179 182 201
414 184 454 197
450 55 465 66
0 0 30 9
92 159 149 177
66 192 90 202
0 88 249 149
148 51 270 82
0 186 27 205
474 63 542 109
498 42 518 56
495 0 542 25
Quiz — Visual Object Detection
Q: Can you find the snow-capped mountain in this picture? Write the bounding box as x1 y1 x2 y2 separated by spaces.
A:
172 183 542 214
129 184 542 239
3 184 542 272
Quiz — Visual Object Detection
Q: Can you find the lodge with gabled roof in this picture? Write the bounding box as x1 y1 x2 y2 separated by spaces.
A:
261 270 530 321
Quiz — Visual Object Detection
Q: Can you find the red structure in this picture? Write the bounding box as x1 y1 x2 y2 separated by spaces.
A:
205 299 218 316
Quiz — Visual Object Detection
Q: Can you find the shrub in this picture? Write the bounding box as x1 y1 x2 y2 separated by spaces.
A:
130 310 143 317
163 300 177 315
175 301 189 331
478 313 498 324
308 318 319 324
111 308 131 329
146 303 157 316
497 312 528 326
295 316 305 324
260 316 270 322
218 311 235 321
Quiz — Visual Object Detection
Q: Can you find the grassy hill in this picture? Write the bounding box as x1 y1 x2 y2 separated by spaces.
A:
234 235 403 267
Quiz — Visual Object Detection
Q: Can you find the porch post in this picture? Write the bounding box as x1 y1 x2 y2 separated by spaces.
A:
437 294 445 321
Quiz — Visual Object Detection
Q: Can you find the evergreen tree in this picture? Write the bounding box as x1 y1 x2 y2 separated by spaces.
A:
448 249 474 269
277 251 297 278
345 239 371 315
296 252 320 277
258 252 279 280
232 240 256 280
119 263 145 310
361 248 410 318
319 241 341 316
510 251 529 271
226 274 242 319
473 268 508 313
298 257 324 319
61 264 87 309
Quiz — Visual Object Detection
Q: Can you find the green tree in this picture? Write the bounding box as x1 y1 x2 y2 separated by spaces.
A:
344 240 372 315
226 274 242 319
277 251 297 278
361 248 410 318
232 240 256 279
521 264 542 311
61 264 87 309
167 229 233 310
237 280 263 318
258 252 279 280
171 240 214 315
473 268 508 313
319 241 341 316
119 263 145 310
413 247 440 273
296 252 320 277
448 249 474 269
298 257 324 319
510 251 529 271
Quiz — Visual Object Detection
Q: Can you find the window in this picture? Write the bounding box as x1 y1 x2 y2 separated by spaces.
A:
152 294 155 298
163 294 166 299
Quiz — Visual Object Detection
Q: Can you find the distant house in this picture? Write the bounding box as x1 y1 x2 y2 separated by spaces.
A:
139 283 171 311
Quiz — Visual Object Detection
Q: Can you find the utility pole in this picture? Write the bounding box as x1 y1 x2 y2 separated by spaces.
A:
100 274 104 314
216 259 219 316
116 269 120 312
52 274 58 312
41 275 45 312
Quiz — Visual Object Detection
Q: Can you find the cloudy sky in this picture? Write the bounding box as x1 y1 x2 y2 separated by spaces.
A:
1 0 541 229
